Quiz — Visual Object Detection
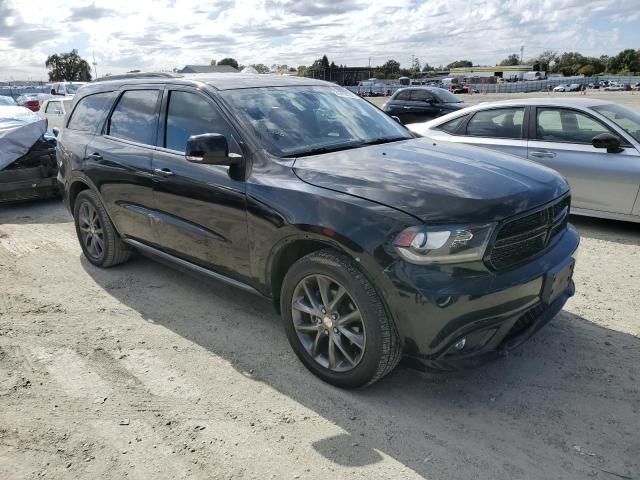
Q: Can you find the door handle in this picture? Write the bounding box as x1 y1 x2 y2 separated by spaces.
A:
530 151 556 158
154 168 175 177
403 106 411 109
87 152 103 161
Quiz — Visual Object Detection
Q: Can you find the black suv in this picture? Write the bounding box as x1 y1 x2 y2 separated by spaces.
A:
58 73 579 388
382 86 467 123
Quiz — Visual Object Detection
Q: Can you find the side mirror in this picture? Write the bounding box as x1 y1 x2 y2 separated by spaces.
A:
592 133 623 153
52 127 60 137
185 133 240 166
391 115 402 124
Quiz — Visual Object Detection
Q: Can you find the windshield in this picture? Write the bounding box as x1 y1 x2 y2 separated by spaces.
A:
221 86 412 157
0 96 16 105
593 104 640 142
433 89 462 103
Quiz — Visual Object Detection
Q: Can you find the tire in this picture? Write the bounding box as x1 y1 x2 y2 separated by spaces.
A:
280 249 401 388
73 190 131 268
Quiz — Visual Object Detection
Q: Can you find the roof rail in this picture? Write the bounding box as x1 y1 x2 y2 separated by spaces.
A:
93 72 183 82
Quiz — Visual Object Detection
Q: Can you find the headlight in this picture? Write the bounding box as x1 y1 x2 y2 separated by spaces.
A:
393 223 495 265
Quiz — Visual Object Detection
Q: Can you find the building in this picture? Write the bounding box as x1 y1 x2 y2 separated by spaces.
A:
177 65 238 74
448 64 544 82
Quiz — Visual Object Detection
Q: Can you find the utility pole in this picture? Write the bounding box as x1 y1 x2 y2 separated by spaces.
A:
92 52 98 79
520 45 524 64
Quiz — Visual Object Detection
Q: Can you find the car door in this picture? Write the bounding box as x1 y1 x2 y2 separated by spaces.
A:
151 87 250 280
84 87 161 245
409 89 439 121
527 107 640 214
44 100 65 129
446 106 528 157
386 89 412 122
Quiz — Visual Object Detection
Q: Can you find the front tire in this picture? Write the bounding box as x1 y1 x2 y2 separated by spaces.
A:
281 249 401 388
73 190 131 268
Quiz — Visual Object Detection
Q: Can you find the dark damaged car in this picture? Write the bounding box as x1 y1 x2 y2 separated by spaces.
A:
0 106 58 203
58 74 579 388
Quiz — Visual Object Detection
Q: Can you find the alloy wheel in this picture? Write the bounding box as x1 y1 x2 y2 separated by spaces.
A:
291 274 366 372
77 201 105 260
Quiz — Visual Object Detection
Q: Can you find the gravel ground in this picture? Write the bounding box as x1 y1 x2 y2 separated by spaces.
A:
0 197 638 480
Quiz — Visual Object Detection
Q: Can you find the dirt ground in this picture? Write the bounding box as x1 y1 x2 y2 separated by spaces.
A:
0 197 638 480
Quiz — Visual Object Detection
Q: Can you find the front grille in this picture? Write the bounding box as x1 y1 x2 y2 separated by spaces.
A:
486 196 570 270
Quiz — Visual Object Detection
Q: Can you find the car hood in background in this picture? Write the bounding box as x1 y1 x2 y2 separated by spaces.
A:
292 138 569 224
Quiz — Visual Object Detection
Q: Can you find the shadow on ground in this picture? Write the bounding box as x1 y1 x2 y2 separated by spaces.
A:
0 198 70 225
82 252 640 480
570 215 640 246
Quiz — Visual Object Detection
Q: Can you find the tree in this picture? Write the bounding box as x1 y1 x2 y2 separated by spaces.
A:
447 60 472 69
411 57 421 75
499 53 521 66
297 65 308 77
382 59 400 71
577 64 596 76
321 55 330 68
607 49 640 74
45 49 92 82
210 59 217 66
250 63 270 74
218 57 239 69
421 63 433 72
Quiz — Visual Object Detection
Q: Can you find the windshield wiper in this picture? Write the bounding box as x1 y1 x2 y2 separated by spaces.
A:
282 143 361 158
358 136 409 147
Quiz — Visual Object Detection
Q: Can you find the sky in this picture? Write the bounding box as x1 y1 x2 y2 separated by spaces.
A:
1 0 639 81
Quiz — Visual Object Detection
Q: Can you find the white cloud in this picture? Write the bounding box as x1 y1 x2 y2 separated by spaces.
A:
0 0 638 80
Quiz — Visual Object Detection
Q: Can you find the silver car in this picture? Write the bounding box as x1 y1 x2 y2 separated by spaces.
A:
407 98 640 223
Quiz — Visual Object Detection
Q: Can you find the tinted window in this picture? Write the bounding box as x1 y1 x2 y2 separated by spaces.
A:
593 104 640 142
410 90 435 102
165 91 233 152
45 101 62 114
108 90 160 145
537 108 612 143
67 92 113 132
438 115 466 134
394 90 411 101
466 108 524 138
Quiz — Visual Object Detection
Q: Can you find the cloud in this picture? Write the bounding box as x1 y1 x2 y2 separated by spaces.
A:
68 3 118 21
0 0 638 80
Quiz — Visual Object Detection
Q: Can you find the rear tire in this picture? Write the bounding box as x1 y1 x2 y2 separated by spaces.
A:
73 190 131 268
281 249 401 388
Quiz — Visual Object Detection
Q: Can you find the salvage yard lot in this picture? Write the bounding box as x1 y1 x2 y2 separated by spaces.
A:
1 198 639 479
2 90 640 478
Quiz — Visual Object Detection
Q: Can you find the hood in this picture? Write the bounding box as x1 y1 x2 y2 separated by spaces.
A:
0 106 47 170
292 138 569 224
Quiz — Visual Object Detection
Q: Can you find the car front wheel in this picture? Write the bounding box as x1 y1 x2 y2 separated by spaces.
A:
281 249 401 388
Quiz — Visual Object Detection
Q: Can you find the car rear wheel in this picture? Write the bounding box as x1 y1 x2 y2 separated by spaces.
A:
73 190 131 268
281 249 401 388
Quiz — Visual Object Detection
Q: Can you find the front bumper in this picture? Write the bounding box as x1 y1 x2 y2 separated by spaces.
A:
381 225 580 367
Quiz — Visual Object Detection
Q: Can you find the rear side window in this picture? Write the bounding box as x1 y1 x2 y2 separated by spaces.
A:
108 90 160 145
67 92 113 132
466 108 524 139
437 115 466 134
394 90 411 101
165 91 234 153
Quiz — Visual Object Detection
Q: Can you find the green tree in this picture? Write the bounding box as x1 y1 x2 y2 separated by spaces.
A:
218 57 239 69
607 49 640 73
447 60 472 69
250 63 270 74
45 49 92 82
577 64 595 76
297 65 308 77
499 53 520 66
